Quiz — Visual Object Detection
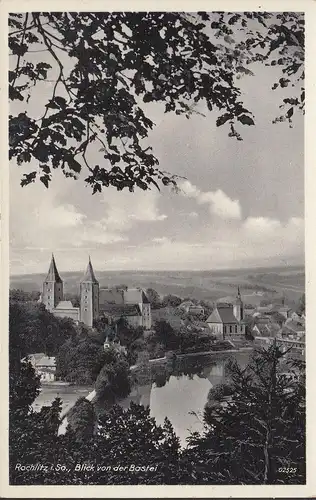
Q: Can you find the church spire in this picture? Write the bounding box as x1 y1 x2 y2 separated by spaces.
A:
45 254 62 283
81 256 98 283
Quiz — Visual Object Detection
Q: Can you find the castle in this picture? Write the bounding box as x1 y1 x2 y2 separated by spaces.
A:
41 254 152 329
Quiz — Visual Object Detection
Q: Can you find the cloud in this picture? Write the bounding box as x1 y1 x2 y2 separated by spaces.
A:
152 236 170 244
180 180 242 220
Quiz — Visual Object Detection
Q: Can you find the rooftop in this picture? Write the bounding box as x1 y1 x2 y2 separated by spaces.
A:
45 254 62 283
207 305 238 324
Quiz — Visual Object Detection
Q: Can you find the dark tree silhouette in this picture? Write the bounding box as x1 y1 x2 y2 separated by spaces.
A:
9 12 304 192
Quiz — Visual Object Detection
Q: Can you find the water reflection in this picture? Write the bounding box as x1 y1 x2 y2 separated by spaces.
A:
96 352 251 445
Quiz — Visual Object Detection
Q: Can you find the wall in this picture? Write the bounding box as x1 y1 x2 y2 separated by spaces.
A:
52 307 80 322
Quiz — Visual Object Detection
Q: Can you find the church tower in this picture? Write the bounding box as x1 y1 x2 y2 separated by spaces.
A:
80 257 99 327
233 286 244 322
42 254 63 311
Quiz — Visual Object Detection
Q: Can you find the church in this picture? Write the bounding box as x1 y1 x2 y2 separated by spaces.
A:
206 287 246 340
40 254 152 329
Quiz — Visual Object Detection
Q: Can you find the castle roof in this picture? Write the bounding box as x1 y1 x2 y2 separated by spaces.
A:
81 257 98 283
45 254 62 283
99 288 125 304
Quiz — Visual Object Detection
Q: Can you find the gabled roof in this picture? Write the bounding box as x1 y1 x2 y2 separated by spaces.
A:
207 305 238 324
81 257 98 283
45 254 62 283
253 322 280 337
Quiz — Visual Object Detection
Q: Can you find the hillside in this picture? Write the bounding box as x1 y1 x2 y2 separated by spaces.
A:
10 265 304 306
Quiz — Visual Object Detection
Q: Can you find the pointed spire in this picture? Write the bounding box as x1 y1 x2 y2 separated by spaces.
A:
81 256 98 283
237 286 241 299
45 254 62 283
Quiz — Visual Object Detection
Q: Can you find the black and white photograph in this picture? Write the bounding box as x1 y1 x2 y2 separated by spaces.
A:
5 3 309 492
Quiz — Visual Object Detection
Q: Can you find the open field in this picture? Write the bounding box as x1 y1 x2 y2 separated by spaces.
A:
10 265 304 306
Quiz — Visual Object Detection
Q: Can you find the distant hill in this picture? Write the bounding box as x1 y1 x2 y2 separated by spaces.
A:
10 265 305 306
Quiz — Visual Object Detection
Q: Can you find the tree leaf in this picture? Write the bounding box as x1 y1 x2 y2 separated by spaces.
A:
237 114 255 126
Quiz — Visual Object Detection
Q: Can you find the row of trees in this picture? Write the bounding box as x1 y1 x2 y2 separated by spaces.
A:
10 344 305 485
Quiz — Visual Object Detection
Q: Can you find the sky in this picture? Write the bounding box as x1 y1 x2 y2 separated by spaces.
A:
9 16 304 275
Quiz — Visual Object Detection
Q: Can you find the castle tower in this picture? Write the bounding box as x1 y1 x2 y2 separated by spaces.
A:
233 286 243 322
80 257 99 327
42 254 63 311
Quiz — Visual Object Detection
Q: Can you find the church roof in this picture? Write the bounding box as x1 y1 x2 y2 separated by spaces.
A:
45 254 62 283
207 305 238 324
81 257 98 283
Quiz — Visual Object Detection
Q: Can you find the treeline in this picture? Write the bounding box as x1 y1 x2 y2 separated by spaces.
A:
9 301 78 368
10 344 305 485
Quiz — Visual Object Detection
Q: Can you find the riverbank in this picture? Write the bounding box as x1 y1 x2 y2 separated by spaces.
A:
60 347 253 418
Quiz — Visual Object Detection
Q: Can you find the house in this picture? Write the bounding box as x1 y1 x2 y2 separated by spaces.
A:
24 353 56 383
281 319 305 339
206 288 246 340
271 305 292 319
252 304 274 317
187 305 205 316
252 322 280 338
178 300 195 312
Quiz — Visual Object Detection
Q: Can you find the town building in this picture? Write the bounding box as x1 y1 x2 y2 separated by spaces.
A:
23 353 56 383
179 300 205 316
40 255 151 329
206 288 246 340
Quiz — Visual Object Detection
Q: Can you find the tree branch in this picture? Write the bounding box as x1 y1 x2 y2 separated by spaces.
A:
11 13 29 89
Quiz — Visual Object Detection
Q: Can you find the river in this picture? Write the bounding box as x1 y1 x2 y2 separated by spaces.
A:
34 351 252 446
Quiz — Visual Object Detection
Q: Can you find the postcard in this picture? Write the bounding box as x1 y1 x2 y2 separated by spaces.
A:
1 0 315 497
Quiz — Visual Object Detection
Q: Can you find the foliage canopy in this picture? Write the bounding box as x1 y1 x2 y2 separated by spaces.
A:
9 12 304 192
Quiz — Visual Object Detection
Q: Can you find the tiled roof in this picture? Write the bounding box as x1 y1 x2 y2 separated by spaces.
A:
45 254 62 283
207 305 238 324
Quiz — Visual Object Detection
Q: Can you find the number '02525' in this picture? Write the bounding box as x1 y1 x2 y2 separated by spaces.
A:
278 467 297 473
